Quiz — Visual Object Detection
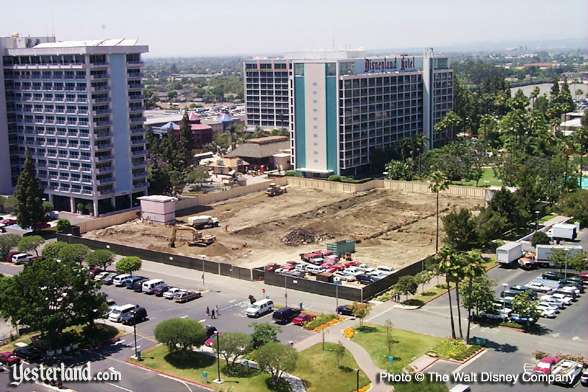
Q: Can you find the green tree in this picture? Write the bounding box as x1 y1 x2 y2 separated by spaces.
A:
568 251 587 273
216 332 252 370
351 302 369 327
558 190 588 227
116 256 142 275
434 111 463 139
185 166 209 188
0 258 106 347
442 208 478 251
86 249 115 270
178 112 194 168
58 243 90 264
255 342 298 385
414 270 433 294
250 322 281 349
511 292 540 325
435 247 460 339
531 231 550 247
385 160 414 181
15 151 45 229
429 171 450 253
154 318 206 352
460 251 486 343
56 219 72 233
460 275 495 318
394 276 418 300
42 241 68 259
475 207 509 246
17 235 44 257
0 234 20 260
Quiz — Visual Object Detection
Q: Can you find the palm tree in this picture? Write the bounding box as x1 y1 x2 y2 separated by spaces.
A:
530 87 540 108
452 255 465 339
428 171 450 254
435 247 459 339
561 136 577 192
461 251 486 343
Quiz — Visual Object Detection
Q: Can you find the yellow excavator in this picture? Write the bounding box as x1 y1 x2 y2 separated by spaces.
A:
168 224 216 248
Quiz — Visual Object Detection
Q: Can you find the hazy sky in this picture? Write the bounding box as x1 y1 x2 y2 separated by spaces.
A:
3 0 587 57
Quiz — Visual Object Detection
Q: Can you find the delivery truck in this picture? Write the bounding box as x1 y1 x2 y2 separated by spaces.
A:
547 223 578 241
535 244 584 264
187 215 220 229
496 242 523 267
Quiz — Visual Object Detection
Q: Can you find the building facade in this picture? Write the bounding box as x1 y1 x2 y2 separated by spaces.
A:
244 49 454 176
0 36 149 215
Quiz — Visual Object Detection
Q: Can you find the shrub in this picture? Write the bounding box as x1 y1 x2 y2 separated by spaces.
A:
42 241 68 259
116 256 142 275
86 249 114 270
0 234 20 260
303 314 337 330
154 318 206 352
58 243 90 264
56 219 72 233
256 342 298 383
531 231 550 247
433 339 480 361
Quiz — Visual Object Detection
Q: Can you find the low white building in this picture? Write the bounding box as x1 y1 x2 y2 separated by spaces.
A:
138 195 177 224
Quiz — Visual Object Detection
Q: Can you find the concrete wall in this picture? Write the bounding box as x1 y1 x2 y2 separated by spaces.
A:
78 209 140 234
285 177 487 199
175 178 288 213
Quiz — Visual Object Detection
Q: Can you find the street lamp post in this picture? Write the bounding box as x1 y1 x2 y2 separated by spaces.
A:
284 276 288 308
355 368 360 392
334 277 340 310
535 210 540 233
133 323 140 360
213 331 222 384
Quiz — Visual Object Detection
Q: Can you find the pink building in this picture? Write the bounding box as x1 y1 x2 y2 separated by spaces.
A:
138 195 177 224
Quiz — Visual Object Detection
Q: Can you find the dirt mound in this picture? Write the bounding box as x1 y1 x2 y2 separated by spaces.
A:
281 228 333 246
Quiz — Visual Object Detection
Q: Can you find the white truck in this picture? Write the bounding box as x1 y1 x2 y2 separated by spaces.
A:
187 215 220 229
535 244 584 264
496 242 523 267
547 223 579 241
551 359 583 386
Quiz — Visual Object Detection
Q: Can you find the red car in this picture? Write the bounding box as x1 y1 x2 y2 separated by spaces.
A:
265 263 281 272
579 272 588 283
533 357 560 375
292 313 316 326
0 218 16 226
32 222 50 230
0 351 21 366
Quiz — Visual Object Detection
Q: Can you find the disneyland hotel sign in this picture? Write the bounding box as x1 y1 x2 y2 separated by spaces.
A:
364 56 415 72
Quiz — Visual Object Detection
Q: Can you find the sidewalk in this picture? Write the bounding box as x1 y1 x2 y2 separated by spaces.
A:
294 318 392 392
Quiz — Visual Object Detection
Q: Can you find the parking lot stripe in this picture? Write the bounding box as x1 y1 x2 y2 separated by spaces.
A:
107 383 133 392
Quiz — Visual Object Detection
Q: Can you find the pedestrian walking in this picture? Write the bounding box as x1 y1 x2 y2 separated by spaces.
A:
206 306 210 316
211 309 216 319
216 305 220 316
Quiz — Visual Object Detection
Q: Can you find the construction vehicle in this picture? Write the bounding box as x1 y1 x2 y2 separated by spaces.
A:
266 182 287 197
169 225 216 248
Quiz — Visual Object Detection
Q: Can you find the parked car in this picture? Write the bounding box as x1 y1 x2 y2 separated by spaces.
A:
120 307 148 325
560 279 584 292
542 272 564 281
108 304 139 322
552 360 583 387
0 351 21 366
508 286 537 299
539 295 567 309
152 284 170 296
112 274 131 287
578 272 588 283
550 293 574 305
175 291 201 303
13 346 44 362
510 314 535 325
206 325 218 339
336 304 354 316
555 287 579 299
537 303 559 314
533 356 560 375
265 263 281 272
88 267 103 278
11 253 31 265
356 274 376 284
94 271 109 281
334 272 356 282
163 288 184 300
0 218 17 226
102 273 118 285
132 278 150 292
375 266 394 275
581 369 588 386
540 307 558 318
272 307 301 324
124 276 147 289
305 265 325 275
246 299 274 318
292 313 316 326
32 222 50 230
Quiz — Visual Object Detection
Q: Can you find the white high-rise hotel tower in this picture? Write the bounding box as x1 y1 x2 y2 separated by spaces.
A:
0 35 148 216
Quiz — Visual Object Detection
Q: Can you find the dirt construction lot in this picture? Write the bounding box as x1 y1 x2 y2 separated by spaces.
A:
85 188 483 269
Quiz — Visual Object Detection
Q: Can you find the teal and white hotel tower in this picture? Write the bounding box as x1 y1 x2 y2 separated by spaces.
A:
244 49 453 177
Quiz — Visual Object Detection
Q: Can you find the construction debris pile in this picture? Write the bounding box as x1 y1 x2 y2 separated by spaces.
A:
281 228 333 246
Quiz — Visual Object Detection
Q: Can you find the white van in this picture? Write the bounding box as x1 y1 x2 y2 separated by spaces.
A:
112 274 131 287
142 279 165 294
246 298 274 318
11 253 31 264
108 304 139 322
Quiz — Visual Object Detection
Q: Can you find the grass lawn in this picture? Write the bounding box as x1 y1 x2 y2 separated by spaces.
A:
394 379 448 392
451 167 502 188
351 325 444 372
136 343 370 392
296 343 370 392
0 331 37 352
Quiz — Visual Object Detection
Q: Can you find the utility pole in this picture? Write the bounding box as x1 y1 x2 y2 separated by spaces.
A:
213 331 222 384
284 276 288 308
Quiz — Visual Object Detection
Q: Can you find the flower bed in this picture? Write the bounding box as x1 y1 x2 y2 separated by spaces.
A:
342 327 355 339
304 314 340 332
